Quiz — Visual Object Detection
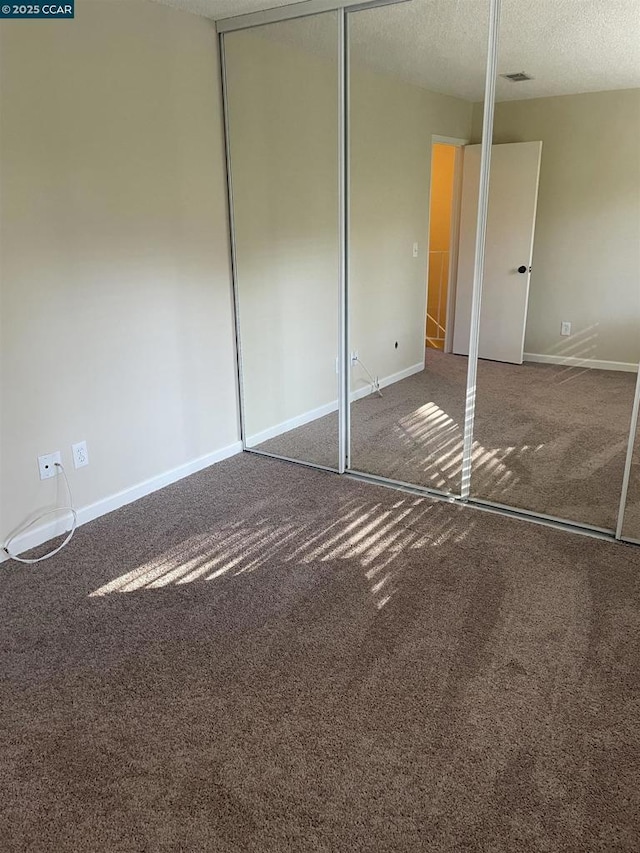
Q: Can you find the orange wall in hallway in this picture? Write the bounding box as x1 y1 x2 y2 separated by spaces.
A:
429 144 456 251
427 144 456 348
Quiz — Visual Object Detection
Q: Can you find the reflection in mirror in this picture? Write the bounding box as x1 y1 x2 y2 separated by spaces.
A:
460 0 640 528
224 13 340 469
347 0 490 493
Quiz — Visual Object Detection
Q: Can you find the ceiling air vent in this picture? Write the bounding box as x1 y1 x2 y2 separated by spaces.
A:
501 71 533 82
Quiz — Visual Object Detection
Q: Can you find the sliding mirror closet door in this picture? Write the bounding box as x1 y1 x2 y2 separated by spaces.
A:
461 0 640 529
223 14 340 470
347 0 491 494
620 375 640 543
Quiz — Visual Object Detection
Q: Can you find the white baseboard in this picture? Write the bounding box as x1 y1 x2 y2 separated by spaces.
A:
247 361 425 446
0 441 243 562
524 353 638 373
351 360 425 401
246 400 338 447
3 357 427 561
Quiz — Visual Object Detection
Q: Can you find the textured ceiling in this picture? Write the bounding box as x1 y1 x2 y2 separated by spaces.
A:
156 0 640 101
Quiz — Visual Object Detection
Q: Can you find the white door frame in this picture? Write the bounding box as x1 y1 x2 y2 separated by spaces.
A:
427 135 469 354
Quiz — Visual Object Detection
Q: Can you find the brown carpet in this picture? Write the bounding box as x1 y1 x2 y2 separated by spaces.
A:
258 350 638 530
2 452 640 851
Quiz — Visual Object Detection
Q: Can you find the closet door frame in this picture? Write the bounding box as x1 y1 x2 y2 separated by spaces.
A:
617 368 640 542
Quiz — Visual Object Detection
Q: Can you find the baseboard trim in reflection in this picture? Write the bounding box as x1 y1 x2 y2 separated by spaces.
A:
246 360 424 447
524 353 638 373
246 399 339 447
351 360 425 400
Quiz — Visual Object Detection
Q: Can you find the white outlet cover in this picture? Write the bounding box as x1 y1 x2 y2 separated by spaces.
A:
38 451 62 480
72 440 89 469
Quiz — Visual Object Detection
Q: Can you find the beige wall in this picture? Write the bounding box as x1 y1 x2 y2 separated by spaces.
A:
0 1 239 543
226 27 474 439
472 89 640 366
225 25 340 444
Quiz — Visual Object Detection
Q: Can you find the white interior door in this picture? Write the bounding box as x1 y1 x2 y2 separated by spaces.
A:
452 141 542 364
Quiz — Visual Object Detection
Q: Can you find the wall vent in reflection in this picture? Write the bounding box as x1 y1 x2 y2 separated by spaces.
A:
500 71 533 82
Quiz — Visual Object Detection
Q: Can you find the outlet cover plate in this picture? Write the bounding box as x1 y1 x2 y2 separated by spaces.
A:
72 440 89 469
38 451 62 481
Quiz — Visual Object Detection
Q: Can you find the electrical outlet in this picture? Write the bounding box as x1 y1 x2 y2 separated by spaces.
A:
351 350 359 366
412 242 419 258
38 451 62 481
72 440 89 469
560 321 572 336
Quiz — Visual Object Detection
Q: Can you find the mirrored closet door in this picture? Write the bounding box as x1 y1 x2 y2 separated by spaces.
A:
346 0 491 495
220 0 640 545
461 0 640 530
223 11 341 470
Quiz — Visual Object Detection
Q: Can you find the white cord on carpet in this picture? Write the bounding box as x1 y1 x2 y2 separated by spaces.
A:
3 463 78 564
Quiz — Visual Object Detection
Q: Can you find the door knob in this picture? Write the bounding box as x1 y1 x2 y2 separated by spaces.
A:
517 265 531 274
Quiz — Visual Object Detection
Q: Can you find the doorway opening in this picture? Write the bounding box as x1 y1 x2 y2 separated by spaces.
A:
426 139 465 353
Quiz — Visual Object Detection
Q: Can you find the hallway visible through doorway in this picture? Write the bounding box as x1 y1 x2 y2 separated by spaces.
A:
426 142 457 351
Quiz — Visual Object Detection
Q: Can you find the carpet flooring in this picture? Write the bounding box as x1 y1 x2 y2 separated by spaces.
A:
1 452 640 851
258 350 638 531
